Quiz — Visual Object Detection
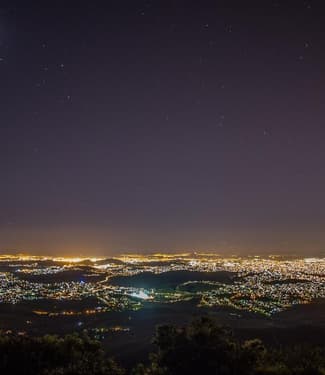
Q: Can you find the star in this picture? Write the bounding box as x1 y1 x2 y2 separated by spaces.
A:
263 129 270 136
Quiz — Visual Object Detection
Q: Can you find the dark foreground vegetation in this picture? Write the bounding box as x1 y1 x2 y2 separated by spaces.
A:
0 317 324 375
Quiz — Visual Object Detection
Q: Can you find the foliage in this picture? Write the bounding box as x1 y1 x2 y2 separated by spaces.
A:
134 317 325 375
0 319 324 375
0 332 124 375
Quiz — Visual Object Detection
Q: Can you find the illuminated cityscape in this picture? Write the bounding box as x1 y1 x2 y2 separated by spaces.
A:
0 253 324 317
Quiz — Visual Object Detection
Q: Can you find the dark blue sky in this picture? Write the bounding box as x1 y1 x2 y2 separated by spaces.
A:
1 2 325 255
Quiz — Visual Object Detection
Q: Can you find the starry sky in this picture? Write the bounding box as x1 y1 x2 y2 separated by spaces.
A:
1 2 325 256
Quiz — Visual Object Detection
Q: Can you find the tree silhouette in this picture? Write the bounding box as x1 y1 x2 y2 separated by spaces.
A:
0 333 124 375
0 320 324 375
132 317 325 375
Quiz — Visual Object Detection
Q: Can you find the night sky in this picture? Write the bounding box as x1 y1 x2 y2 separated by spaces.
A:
1 2 325 256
